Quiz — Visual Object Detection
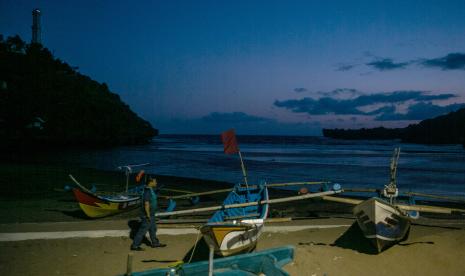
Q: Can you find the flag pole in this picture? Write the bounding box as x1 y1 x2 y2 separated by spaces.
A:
238 151 249 189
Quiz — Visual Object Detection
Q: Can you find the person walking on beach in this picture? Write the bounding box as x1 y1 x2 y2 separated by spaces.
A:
131 177 166 251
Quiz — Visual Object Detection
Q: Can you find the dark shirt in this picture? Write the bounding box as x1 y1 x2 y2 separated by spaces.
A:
141 187 158 217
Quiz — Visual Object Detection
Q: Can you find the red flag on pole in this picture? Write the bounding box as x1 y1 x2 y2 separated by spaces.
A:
135 170 145 183
221 129 239 154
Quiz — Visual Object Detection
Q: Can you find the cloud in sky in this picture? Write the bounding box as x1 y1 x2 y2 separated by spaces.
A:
366 58 409 71
202 112 272 123
294 88 308 93
318 88 362 98
421 53 465 70
336 64 356 71
338 53 465 72
274 90 461 121
375 102 465 121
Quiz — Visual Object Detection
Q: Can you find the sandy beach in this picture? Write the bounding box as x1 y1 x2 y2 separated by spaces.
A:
1 218 465 276
1 163 465 275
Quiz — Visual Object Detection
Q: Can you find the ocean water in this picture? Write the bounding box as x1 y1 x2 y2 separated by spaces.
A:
44 135 465 197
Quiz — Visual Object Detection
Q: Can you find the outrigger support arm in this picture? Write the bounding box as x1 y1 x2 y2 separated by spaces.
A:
156 189 343 217
69 174 94 194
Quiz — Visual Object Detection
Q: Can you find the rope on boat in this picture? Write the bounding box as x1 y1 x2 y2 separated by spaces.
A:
187 228 203 264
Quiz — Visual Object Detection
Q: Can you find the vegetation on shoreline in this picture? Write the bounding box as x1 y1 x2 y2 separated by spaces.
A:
323 107 465 146
0 35 157 150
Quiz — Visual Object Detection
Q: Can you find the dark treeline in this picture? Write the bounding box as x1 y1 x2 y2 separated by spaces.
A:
323 107 465 146
0 35 157 150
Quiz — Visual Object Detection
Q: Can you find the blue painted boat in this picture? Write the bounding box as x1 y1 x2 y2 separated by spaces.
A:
130 246 294 276
200 183 269 257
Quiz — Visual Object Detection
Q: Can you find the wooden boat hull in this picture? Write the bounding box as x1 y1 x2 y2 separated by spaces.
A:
72 188 141 218
353 197 411 252
200 220 264 257
201 184 269 257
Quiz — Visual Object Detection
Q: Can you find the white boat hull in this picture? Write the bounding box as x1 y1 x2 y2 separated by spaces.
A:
353 197 411 252
201 220 264 257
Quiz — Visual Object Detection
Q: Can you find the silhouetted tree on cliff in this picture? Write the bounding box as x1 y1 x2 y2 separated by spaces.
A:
0 35 157 150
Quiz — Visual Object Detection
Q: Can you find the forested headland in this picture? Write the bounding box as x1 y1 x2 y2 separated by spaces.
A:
0 35 157 150
323 107 465 146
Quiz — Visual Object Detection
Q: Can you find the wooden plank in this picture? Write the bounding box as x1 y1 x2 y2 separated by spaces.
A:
322 195 465 214
224 213 260 220
396 204 465 214
156 190 343 217
265 217 292 223
344 188 378 193
126 253 133 276
167 188 233 199
157 217 293 224
162 188 195 194
166 181 331 200
321 196 363 205
405 192 465 203
266 181 331 187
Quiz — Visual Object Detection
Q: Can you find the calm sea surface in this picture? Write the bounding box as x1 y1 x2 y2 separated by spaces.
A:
39 135 465 197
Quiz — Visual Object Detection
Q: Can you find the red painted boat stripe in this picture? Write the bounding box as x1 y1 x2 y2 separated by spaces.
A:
72 188 104 207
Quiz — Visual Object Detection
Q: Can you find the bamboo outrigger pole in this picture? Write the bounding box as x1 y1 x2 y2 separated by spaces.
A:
321 195 465 214
165 181 332 200
69 175 94 194
156 189 343 217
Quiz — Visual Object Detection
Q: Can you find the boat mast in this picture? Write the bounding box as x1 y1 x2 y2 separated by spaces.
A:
384 148 400 204
238 151 249 189
117 163 150 192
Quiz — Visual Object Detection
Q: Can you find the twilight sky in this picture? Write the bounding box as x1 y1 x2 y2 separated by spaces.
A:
2 0 465 135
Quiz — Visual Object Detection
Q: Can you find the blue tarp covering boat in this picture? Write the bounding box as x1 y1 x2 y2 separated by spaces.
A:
129 245 294 276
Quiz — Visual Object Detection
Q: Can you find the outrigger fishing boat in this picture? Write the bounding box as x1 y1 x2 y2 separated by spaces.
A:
353 197 412 252
69 174 144 218
323 148 465 253
68 163 149 218
154 129 343 257
352 148 413 252
199 129 268 256
200 183 269 256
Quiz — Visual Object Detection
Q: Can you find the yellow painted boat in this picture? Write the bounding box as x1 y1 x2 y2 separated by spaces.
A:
200 183 269 256
72 187 142 218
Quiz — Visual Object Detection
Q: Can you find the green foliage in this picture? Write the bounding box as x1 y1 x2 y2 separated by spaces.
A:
0 35 157 149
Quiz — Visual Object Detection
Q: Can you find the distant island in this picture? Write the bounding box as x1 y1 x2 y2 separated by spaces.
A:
0 35 157 150
323 107 465 146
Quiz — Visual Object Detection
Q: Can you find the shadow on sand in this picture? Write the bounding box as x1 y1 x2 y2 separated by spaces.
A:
44 208 91 219
298 222 379 254
331 222 380 254
182 237 213 263
137 234 214 264
299 222 438 254
128 219 154 247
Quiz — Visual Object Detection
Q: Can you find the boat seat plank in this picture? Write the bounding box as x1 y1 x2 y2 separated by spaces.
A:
224 212 260 220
